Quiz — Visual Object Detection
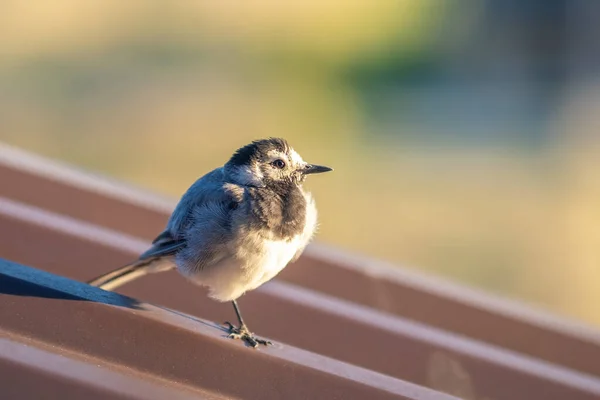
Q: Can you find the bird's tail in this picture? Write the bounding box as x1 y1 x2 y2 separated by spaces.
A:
87 257 174 291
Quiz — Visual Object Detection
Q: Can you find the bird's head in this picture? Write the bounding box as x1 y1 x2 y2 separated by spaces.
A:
225 138 332 188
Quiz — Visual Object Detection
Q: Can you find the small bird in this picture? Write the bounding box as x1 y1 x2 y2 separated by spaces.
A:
87 138 332 347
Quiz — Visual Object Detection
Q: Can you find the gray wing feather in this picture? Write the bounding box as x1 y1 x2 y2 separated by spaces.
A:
165 168 228 236
142 166 235 264
147 167 243 273
175 194 239 274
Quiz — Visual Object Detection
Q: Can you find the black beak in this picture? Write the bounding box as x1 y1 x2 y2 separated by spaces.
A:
302 164 333 175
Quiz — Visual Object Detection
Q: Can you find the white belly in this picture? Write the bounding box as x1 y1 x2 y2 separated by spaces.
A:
249 236 305 288
183 234 303 302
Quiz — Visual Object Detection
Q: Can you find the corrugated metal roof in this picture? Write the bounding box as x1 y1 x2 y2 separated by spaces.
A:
1 145 599 399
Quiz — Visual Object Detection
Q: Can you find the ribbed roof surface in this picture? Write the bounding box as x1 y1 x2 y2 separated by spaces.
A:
1 143 599 400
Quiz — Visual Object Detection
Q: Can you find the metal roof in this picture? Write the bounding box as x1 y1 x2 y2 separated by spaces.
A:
1 144 599 399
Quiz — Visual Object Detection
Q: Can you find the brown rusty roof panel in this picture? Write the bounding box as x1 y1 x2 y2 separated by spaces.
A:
286 247 600 378
0 335 219 400
1 146 600 377
0 143 172 236
0 259 457 400
2 198 600 400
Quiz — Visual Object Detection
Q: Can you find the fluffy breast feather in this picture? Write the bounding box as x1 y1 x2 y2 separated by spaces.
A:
237 189 317 292
184 189 317 302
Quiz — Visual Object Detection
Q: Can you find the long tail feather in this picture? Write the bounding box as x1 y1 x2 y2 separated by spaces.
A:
87 258 174 291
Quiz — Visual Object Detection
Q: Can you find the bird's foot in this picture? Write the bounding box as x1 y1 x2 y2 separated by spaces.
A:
223 322 272 348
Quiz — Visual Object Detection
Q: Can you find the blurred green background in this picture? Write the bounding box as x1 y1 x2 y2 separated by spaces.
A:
1 1 599 325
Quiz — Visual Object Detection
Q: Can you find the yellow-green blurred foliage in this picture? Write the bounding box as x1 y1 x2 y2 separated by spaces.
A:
1 1 599 325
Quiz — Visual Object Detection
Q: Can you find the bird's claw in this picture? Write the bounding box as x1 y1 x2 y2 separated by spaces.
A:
223 321 272 348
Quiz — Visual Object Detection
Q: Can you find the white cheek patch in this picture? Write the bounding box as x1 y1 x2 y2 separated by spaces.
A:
288 149 305 167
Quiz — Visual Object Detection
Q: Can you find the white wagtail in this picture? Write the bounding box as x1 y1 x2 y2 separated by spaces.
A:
88 138 332 347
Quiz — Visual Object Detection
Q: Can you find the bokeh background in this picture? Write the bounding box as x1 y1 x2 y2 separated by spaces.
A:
1 1 599 325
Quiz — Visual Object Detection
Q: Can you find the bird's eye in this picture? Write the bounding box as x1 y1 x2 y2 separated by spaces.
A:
272 159 286 169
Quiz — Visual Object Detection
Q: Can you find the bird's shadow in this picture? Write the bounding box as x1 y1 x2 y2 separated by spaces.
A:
0 273 240 343
0 274 142 309
156 305 234 336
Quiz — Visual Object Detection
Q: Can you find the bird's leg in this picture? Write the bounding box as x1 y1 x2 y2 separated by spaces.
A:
224 300 272 348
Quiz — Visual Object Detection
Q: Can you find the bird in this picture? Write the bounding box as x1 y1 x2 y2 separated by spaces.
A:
87 138 332 347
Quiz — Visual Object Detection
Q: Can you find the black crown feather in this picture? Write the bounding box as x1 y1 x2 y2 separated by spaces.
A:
228 138 290 167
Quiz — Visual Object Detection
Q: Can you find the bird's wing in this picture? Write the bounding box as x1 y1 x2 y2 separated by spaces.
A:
165 168 230 235
140 169 244 273
174 185 243 273
136 167 232 262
